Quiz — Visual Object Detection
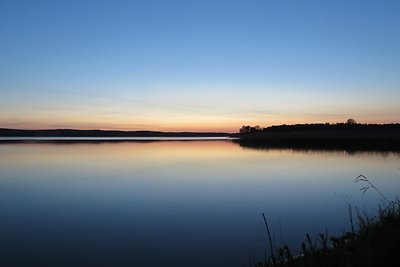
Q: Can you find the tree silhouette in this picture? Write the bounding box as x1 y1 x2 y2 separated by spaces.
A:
346 118 357 124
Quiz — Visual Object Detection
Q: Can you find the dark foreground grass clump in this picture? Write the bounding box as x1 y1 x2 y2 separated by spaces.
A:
255 176 400 267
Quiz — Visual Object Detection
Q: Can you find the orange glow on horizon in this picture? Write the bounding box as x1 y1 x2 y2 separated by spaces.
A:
2 116 400 133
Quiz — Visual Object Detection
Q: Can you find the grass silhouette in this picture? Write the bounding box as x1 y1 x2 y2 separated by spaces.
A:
253 175 400 267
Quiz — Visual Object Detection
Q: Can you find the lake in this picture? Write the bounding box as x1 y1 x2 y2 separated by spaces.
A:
0 140 399 267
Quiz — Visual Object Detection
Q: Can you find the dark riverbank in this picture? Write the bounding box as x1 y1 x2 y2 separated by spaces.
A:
235 123 400 152
259 200 400 267
250 174 400 267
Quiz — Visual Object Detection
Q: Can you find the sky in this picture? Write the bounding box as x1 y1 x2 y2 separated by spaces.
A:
0 0 400 132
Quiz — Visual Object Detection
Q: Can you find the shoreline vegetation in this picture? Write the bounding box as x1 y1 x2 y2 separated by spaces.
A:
2 121 400 151
236 122 400 152
254 176 400 267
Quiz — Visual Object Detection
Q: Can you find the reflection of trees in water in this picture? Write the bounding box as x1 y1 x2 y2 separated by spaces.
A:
232 140 400 158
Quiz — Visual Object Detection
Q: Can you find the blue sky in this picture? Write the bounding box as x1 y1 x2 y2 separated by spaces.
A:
1 0 399 131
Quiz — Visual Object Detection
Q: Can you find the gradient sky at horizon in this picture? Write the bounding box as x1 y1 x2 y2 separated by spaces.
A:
1 0 400 132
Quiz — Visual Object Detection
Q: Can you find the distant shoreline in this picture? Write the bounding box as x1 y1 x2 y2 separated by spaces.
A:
2 124 400 151
0 137 233 145
0 128 232 138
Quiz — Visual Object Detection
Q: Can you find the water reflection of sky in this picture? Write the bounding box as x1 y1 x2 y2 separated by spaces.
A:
0 141 399 266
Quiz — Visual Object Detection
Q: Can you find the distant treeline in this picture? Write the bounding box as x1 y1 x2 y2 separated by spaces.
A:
0 128 229 137
239 122 400 134
236 122 400 151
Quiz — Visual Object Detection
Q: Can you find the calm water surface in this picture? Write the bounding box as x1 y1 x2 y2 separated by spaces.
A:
0 140 399 267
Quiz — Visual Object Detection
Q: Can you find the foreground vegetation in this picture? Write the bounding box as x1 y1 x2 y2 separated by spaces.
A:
253 176 400 267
